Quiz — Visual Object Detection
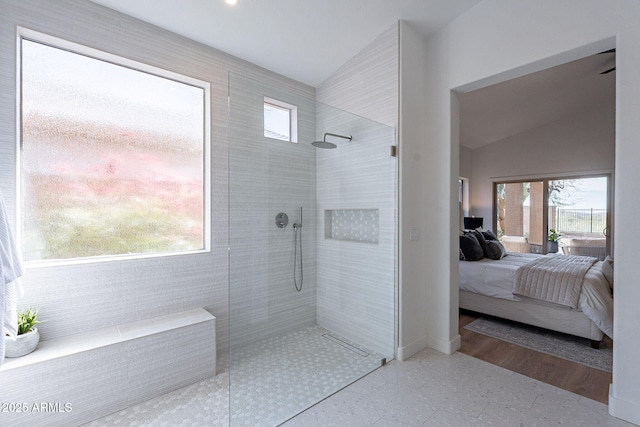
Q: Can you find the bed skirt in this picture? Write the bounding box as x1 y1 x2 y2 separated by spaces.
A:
459 290 604 342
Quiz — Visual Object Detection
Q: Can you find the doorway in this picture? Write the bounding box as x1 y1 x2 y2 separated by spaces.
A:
456 48 615 401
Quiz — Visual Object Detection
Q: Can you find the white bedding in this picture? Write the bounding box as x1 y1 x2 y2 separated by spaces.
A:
459 253 614 338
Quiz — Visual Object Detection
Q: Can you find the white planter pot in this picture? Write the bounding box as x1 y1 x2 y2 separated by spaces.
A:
5 328 40 358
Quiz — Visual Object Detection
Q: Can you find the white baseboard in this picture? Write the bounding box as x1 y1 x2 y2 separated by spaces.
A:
397 333 461 361
426 333 461 355
609 384 640 425
396 334 428 361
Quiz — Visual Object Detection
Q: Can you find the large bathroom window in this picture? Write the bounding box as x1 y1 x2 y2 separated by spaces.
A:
19 31 210 262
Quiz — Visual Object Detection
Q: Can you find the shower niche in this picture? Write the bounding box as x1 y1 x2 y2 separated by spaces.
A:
324 208 379 243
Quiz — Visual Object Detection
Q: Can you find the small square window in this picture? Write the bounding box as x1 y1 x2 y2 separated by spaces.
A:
264 97 297 142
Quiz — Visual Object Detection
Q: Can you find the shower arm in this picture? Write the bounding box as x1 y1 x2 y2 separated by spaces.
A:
323 132 352 142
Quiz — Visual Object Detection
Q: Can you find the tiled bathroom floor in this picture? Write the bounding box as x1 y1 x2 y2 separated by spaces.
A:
87 335 634 427
87 325 384 426
227 326 385 426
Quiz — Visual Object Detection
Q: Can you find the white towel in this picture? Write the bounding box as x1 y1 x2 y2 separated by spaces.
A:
0 190 24 366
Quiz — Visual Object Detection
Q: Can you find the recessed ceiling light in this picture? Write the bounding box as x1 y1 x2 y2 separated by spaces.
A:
225 0 238 5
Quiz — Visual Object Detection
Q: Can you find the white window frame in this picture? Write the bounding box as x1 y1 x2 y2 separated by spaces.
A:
16 27 211 266
263 96 298 143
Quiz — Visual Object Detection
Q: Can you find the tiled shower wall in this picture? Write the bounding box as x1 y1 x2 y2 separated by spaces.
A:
228 73 318 349
0 0 315 358
315 104 396 358
316 24 399 358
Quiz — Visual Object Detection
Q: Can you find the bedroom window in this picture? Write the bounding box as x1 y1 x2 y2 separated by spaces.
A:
494 175 610 258
264 97 298 142
19 32 210 263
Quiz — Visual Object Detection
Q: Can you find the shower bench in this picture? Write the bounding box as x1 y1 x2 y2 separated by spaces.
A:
0 308 216 426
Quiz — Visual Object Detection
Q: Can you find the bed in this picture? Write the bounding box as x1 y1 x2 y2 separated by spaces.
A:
459 236 614 348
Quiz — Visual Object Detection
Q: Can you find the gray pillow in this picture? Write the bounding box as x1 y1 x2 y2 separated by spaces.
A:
481 229 498 241
459 233 484 261
469 229 487 246
484 240 507 260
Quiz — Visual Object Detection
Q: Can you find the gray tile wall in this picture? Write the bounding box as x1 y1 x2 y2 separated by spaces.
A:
228 73 317 349
0 0 313 355
0 0 314 415
315 104 396 358
317 23 399 128
0 1 399 420
314 23 399 358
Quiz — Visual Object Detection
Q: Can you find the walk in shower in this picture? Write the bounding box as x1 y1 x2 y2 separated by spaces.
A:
228 73 397 426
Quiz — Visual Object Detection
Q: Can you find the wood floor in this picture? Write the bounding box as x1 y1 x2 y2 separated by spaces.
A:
458 310 612 404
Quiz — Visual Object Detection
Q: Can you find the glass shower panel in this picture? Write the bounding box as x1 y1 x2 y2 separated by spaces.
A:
228 72 396 426
315 102 397 361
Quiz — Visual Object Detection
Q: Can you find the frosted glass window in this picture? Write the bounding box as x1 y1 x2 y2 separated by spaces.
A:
20 38 208 262
264 97 298 142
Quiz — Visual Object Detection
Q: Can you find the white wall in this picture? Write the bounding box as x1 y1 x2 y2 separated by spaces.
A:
468 103 615 223
399 0 640 423
398 21 436 358
459 145 472 179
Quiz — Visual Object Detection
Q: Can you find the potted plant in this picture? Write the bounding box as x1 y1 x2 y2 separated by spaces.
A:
548 229 561 253
5 307 41 358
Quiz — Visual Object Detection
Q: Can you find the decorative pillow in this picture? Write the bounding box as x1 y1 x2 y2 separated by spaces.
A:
481 229 498 241
601 255 614 288
484 240 507 260
468 229 487 246
459 233 484 261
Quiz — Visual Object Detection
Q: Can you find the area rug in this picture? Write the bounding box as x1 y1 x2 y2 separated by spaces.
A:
464 316 612 372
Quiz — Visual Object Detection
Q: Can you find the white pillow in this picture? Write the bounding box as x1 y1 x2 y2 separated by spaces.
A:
601 255 614 288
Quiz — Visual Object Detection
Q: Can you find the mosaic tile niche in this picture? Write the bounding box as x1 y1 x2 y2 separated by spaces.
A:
324 209 379 243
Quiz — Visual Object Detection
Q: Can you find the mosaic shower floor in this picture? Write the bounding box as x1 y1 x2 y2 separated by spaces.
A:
87 325 385 427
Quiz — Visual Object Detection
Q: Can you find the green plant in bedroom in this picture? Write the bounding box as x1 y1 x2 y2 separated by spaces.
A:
548 229 561 242
547 229 561 254
4 307 41 358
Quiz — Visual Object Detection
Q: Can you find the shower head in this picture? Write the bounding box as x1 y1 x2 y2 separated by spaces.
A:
311 132 352 149
311 140 337 149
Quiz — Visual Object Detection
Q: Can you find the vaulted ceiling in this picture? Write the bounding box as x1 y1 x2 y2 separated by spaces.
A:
459 50 616 149
89 1 614 148
89 0 481 87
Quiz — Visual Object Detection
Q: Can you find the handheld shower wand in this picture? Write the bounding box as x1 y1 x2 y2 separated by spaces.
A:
293 207 303 292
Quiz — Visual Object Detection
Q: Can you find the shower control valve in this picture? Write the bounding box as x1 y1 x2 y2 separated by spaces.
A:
275 212 289 229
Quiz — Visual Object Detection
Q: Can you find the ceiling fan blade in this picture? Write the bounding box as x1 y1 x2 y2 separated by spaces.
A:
600 67 616 74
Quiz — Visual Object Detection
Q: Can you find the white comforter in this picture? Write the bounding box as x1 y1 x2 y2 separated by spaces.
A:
459 253 614 338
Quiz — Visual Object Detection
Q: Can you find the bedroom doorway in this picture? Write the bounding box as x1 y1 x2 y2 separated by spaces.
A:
456 43 616 406
493 175 611 259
